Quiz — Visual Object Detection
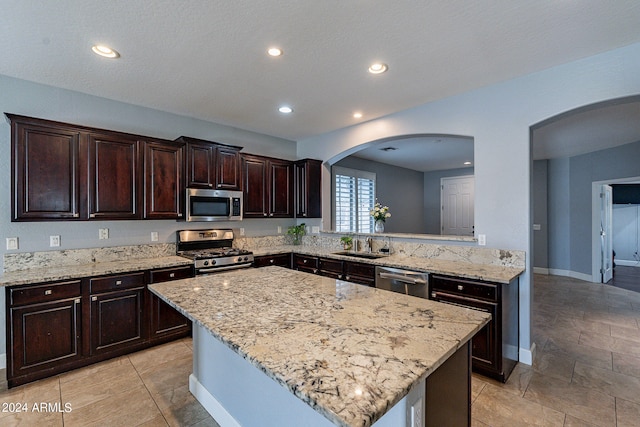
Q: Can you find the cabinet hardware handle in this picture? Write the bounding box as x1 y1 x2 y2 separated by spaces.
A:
177 213 183 217
269 213 274 217
208 184 214 188
217 184 222 188
263 213 268 217
313 269 318 274
303 259 308 264
338 275 343 279
431 292 437 298
92 296 97 301
89 213 96 218
169 273 175 278
457 285 464 291
116 280 122 285
44 289 52 295
345 276 350 280
270 259 275 264
73 213 79 218
75 298 80 304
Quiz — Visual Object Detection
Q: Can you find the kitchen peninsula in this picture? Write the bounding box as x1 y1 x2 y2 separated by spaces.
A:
150 266 491 427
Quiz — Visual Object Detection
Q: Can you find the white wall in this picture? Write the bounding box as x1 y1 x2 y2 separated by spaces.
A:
297 42 640 363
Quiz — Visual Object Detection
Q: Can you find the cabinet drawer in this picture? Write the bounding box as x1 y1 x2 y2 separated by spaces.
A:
253 253 291 268
90 272 145 294
430 275 497 301
10 280 82 306
294 255 318 269
344 261 375 278
149 266 193 284
318 258 343 274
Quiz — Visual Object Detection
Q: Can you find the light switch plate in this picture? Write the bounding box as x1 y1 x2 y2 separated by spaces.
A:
478 234 486 246
151 231 159 242
99 228 109 240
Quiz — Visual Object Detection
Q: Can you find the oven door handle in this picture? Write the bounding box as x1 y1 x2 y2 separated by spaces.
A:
378 271 427 285
197 263 253 274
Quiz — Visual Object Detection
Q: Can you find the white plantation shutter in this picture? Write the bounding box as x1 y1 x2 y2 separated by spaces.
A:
333 167 375 233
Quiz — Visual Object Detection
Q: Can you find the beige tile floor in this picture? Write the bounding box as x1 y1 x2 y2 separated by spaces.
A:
2 273 640 426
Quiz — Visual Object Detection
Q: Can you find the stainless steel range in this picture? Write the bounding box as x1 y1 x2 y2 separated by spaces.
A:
176 229 253 274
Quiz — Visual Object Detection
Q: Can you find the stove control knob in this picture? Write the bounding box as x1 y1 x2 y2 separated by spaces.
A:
244 256 249 261
203 260 209 266
210 259 217 265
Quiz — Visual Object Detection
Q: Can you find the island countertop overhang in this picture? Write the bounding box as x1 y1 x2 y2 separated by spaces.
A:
149 266 491 427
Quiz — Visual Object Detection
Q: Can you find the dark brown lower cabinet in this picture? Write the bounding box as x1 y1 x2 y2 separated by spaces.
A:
429 274 519 383
8 280 83 386
148 266 193 342
6 266 193 388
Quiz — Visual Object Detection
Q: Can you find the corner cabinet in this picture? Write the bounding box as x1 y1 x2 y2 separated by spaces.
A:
241 154 294 218
179 136 242 191
429 274 519 382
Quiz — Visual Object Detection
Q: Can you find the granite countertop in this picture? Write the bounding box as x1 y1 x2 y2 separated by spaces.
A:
0 256 192 287
253 245 523 284
149 266 491 427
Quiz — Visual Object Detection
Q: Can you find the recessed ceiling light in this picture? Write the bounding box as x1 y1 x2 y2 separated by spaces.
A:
91 44 120 59
278 106 293 114
368 63 388 74
267 47 283 57
353 112 363 119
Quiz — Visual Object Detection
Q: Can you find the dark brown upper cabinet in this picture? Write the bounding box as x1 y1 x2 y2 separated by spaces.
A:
142 139 184 219
88 132 141 220
294 159 322 218
178 136 242 191
9 114 84 221
241 154 294 218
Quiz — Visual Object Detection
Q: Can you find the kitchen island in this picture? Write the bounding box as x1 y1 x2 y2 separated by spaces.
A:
149 266 491 427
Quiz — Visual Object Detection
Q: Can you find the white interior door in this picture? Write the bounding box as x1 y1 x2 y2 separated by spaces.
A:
441 175 475 236
601 184 613 283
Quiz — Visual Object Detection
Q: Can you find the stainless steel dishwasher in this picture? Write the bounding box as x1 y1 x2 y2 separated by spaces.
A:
375 266 429 299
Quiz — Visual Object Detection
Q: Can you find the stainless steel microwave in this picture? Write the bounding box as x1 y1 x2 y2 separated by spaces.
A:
185 188 243 222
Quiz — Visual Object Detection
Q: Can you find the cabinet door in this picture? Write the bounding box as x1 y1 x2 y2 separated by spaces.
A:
344 261 376 286
318 257 344 279
185 142 215 188
148 266 193 341
143 140 184 219
91 287 145 355
430 291 498 370
9 297 82 379
11 117 83 220
295 159 322 218
215 146 241 190
242 154 269 217
88 133 140 219
269 159 294 218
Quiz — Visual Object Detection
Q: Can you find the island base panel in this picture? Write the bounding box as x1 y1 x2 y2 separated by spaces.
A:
190 324 422 427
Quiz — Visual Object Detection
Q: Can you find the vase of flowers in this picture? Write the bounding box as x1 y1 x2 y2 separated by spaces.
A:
370 201 391 233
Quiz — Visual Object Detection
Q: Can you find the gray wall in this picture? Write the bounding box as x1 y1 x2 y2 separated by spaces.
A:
333 156 424 233
544 140 640 275
423 167 474 235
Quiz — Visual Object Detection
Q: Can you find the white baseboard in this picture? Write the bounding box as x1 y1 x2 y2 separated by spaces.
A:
533 267 549 275
519 342 536 366
189 374 241 427
616 260 640 267
548 268 593 282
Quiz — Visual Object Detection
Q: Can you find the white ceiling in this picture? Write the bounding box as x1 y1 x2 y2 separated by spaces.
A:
2 1 640 144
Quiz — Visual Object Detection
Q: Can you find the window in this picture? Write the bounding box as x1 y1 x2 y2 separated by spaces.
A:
333 166 376 233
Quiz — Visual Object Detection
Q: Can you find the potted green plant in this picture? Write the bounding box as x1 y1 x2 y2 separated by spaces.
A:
287 223 306 245
340 235 353 251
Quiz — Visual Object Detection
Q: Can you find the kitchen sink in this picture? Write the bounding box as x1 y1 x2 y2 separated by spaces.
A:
332 251 387 259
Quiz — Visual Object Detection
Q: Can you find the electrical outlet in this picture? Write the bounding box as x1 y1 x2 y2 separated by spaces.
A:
6 237 18 250
99 228 109 240
150 231 158 242
277 226 282 234
239 228 245 236
50 235 61 247
478 234 486 246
